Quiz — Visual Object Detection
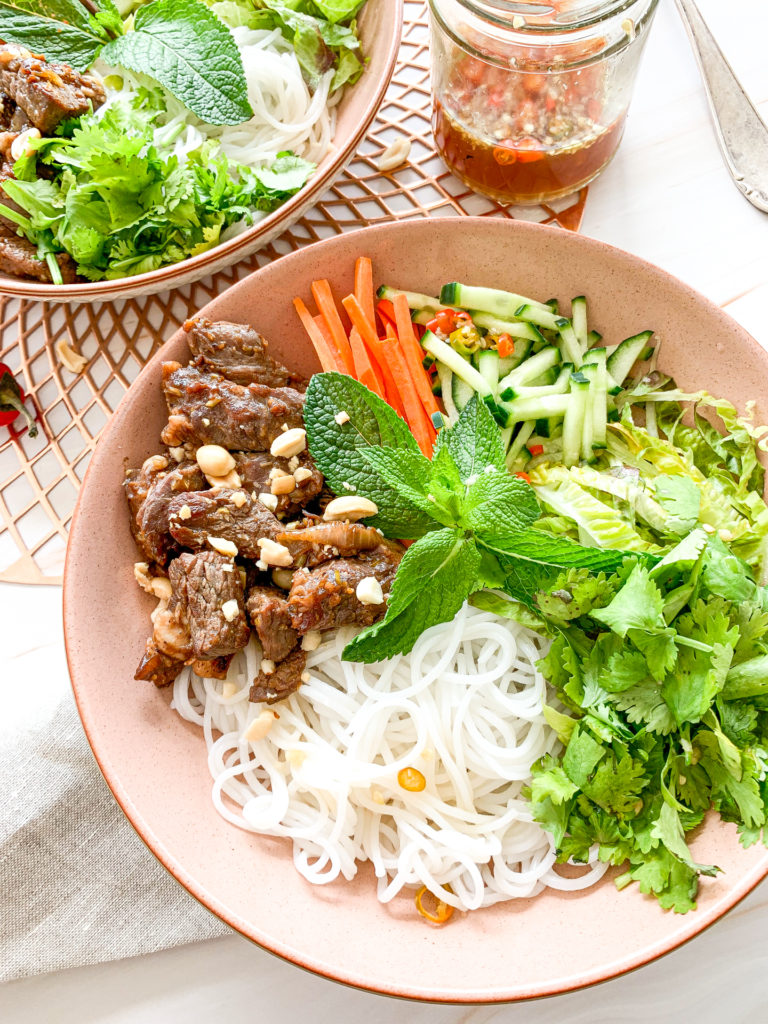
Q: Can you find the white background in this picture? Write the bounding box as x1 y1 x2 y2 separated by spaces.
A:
4 0 768 1019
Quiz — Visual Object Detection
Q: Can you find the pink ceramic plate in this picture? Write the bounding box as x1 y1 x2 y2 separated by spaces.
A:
0 0 400 303
64 219 768 1002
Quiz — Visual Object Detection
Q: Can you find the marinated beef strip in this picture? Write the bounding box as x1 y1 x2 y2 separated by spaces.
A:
234 450 323 516
169 551 250 659
0 46 105 133
167 487 281 559
135 637 185 688
250 647 306 705
288 541 403 633
184 317 307 391
124 457 206 565
161 363 304 451
0 223 77 282
278 521 382 568
246 586 298 663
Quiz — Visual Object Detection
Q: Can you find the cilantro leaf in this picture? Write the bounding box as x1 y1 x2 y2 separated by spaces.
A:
607 680 677 734
591 563 666 637
304 373 437 538
654 475 701 535
584 753 648 816
342 529 481 663
102 0 253 126
562 723 606 789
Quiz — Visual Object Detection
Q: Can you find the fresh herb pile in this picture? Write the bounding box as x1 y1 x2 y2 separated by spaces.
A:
3 103 314 280
212 0 368 91
304 371 768 913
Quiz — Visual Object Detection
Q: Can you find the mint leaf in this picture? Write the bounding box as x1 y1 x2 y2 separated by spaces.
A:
654 475 701 535
304 373 436 538
493 529 648 574
439 395 505 483
360 447 455 526
463 470 540 541
0 0 112 68
343 529 480 662
102 0 253 125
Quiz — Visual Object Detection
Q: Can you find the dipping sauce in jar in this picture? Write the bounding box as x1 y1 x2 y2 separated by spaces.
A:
429 1 659 205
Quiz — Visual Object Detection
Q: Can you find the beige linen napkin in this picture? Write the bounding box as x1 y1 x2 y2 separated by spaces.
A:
0 694 229 983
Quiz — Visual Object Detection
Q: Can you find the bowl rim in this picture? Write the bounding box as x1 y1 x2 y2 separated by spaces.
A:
63 217 768 1002
0 0 402 303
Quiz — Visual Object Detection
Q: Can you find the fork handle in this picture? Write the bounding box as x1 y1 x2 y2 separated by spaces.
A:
675 0 768 213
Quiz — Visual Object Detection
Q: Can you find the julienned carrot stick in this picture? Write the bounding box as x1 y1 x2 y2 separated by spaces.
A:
311 279 355 376
354 257 375 326
343 294 434 452
313 315 350 374
366 336 406 418
293 297 346 373
392 291 440 417
349 327 384 398
376 298 396 333
383 329 436 456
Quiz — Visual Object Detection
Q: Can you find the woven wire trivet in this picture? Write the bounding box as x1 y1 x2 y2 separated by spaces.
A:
0 0 587 585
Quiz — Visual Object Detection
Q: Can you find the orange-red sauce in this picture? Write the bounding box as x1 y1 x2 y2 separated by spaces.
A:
433 51 624 204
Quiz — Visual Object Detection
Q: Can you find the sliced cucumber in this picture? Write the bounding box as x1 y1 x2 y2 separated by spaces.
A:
578 366 595 462
438 364 458 424
377 286 445 311
562 372 590 467
606 330 654 385
588 329 603 347
557 320 583 365
476 349 500 395
571 295 588 352
440 283 550 317
452 373 475 412
498 346 560 397
498 392 570 426
584 349 608 449
513 304 566 332
499 344 530 376
504 364 571 401
422 331 491 397
412 308 435 326
468 311 547 345
505 421 536 466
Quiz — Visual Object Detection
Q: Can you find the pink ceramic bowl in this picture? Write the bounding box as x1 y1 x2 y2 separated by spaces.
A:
0 0 401 303
64 219 768 1001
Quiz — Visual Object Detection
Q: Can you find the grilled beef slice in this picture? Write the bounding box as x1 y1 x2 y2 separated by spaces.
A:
134 637 186 688
124 458 206 565
167 487 281 559
161 363 304 451
234 451 324 516
168 551 250 659
246 585 298 663
0 47 105 132
184 317 307 391
250 648 306 705
288 542 403 633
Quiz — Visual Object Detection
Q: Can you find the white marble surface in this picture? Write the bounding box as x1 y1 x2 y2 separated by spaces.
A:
4 0 768 1017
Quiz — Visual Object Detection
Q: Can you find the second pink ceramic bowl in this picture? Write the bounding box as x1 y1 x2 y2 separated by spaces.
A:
64 219 768 1001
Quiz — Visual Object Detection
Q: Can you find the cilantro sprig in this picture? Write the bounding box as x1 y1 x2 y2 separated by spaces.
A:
305 371 768 914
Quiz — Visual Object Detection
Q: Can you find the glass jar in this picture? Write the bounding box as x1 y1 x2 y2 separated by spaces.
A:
429 0 659 205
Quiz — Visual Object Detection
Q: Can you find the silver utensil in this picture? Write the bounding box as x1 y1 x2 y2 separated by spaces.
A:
675 0 768 213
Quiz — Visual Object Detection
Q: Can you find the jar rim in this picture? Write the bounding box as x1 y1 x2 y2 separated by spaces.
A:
450 0 654 33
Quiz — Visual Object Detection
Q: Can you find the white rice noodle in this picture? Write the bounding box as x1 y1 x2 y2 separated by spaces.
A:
97 26 338 168
172 604 608 913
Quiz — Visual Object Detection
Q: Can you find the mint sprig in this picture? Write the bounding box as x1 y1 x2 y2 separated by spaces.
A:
0 0 253 126
304 378 649 661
